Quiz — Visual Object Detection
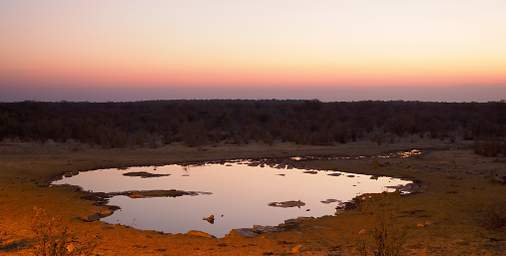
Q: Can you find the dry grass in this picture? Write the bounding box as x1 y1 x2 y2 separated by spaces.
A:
371 213 406 256
31 207 98 256
354 210 407 256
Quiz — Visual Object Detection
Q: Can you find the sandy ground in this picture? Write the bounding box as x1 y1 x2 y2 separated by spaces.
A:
0 141 505 255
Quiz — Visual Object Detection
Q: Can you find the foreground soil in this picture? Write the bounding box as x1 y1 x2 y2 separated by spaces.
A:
0 141 505 255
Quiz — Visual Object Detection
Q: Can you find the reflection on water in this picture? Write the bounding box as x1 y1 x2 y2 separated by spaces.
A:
290 149 423 161
53 160 410 237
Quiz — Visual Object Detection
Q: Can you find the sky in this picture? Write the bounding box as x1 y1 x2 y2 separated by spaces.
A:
1 0 506 102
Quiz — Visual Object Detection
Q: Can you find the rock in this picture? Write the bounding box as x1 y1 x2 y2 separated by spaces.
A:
388 182 424 194
63 170 79 178
229 228 258 238
128 192 145 199
492 175 506 184
335 201 354 214
229 217 307 238
358 229 367 235
347 175 355 178
327 172 341 176
98 208 114 217
203 215 215 224
66 243 75 253
268 200 306 208
281 217 312 229
107 189 206 198
252 225 283 233
291 244 302 254
320 199 340 204
122 171 170 178
186 230 215 238
83 213 101 222
303 171 318 174
81 205 120 222
277 174 286 176
399 149 422 158
417 220 433 228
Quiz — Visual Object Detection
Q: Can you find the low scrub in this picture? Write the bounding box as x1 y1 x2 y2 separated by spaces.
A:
31 207 98 256
355 211 407 256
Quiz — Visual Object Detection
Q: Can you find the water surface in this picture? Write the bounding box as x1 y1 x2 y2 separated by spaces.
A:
53 160 410 237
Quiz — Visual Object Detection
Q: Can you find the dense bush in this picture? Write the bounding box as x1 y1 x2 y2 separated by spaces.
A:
0 100 505 147
473 140 506 157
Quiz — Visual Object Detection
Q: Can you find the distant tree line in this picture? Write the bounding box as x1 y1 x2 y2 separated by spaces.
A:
0 100 505 148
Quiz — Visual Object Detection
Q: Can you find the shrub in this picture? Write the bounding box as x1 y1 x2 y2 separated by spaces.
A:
478 204 506 230
371 214 406 256
355 211 406 256
31 207 97 256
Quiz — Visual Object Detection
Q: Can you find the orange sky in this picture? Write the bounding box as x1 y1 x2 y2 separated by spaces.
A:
1 0 506 101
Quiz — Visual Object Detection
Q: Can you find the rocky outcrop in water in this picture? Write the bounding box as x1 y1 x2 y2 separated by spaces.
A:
320 199 340 204
122 171 170 178
268 200 305 208
203 215 215 224
63 170 79 178
228 217 313 238
387 180 424 194
108 189 207 198
82 205 120 222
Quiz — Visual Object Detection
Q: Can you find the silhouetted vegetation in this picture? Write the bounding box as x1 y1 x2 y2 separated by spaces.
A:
0 100 505 148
